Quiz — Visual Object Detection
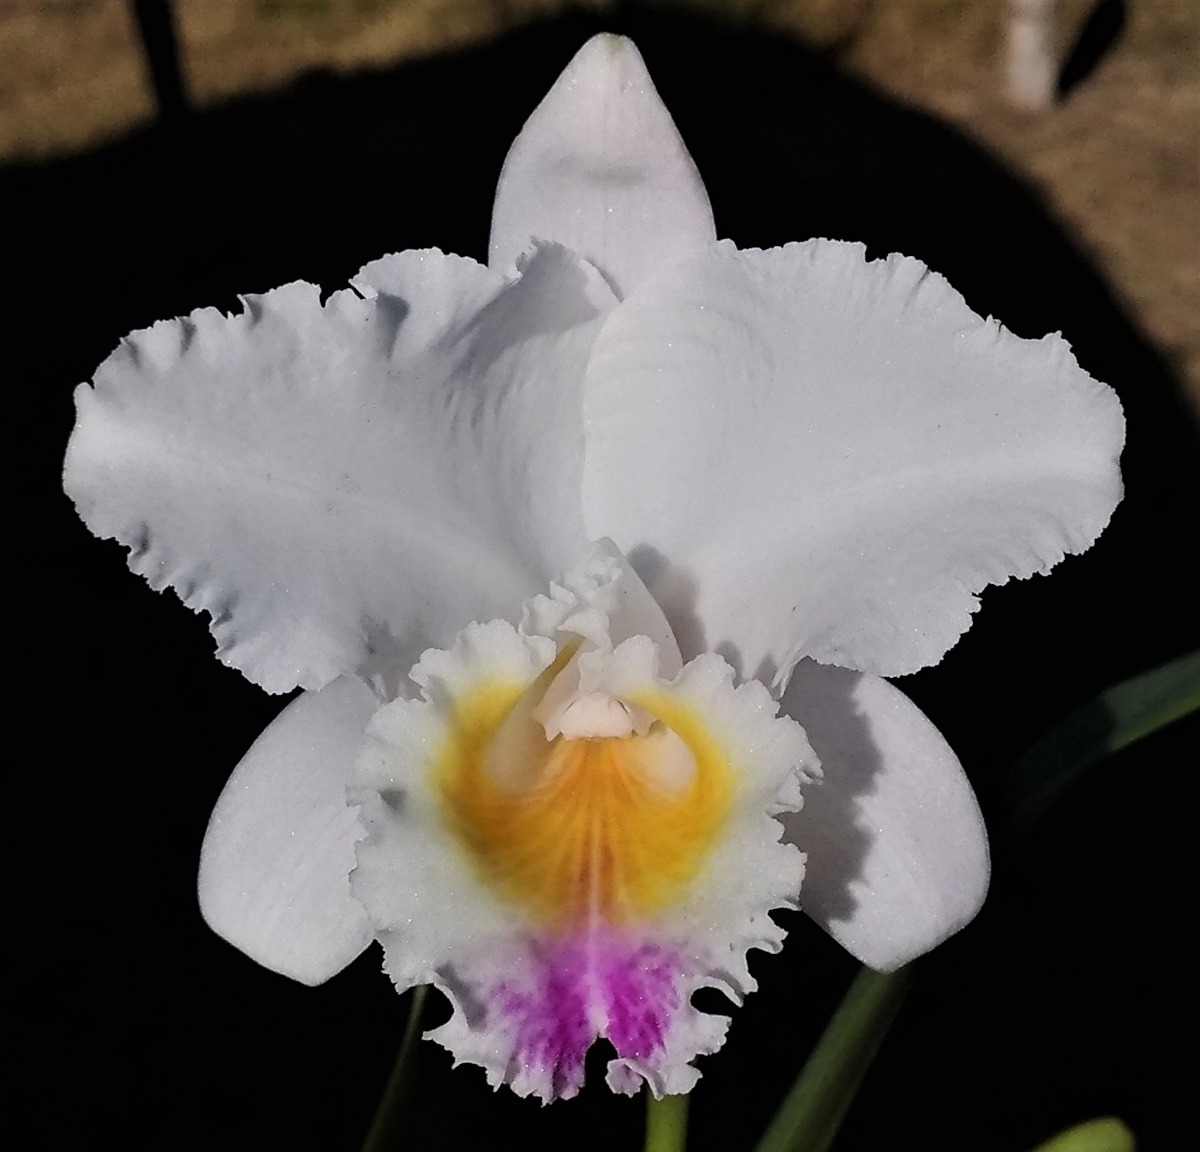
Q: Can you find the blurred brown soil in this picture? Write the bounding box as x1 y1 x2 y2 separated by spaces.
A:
2 0 1196 412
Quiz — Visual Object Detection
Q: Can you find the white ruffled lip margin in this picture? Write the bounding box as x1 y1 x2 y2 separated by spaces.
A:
347 541 818 1100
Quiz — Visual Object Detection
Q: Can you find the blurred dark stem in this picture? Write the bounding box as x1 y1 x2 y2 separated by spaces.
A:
360 985 428 1152
130 0 190 123
753 966 916 1152
1058 0 1127 99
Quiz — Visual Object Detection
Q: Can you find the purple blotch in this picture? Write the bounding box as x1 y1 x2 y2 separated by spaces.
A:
495 956 592 1098
491 931 685 1096
601 941 681 1061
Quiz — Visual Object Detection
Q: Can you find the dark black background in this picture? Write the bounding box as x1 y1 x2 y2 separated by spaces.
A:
10 4 1198 1150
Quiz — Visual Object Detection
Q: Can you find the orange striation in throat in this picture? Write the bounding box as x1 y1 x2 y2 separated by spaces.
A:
434 669 734 931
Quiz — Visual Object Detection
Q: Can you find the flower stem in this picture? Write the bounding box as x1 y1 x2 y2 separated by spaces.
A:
753 965 914 1152
361 984 429 1152
644 1090 690 1152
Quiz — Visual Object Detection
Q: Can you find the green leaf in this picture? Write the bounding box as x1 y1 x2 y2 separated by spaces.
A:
753 966 914 1152
997 649 1200 838
1028 1117 1136 1152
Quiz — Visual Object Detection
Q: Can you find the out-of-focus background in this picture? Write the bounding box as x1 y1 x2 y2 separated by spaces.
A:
4 0 1197 411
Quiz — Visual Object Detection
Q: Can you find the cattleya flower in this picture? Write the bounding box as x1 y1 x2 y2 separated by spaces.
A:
64 36 1123 1101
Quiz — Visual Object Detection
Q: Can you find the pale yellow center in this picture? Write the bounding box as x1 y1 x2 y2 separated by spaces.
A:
433 649 734 929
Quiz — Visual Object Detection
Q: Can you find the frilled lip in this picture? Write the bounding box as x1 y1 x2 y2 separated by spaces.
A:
342 545 817 1099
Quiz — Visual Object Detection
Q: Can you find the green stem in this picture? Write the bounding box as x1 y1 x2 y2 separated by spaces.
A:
644 1090 690 1152
753 966 914 1152
361 984 429 1152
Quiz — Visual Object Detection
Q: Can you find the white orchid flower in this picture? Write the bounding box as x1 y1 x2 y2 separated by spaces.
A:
63 35 1123 1102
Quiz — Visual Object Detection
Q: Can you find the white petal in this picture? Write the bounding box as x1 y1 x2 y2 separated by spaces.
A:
582 239 1125 680
198 676 379 986
65 245 607 694
489 34 716 298
779 660 989 971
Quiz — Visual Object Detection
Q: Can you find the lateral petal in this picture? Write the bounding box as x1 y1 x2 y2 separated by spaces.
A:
582 239 1124 681
66 246 605 693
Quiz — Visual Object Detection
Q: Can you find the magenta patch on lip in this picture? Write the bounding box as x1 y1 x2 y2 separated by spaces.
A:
492 931 684 1097
602 940 680 1059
